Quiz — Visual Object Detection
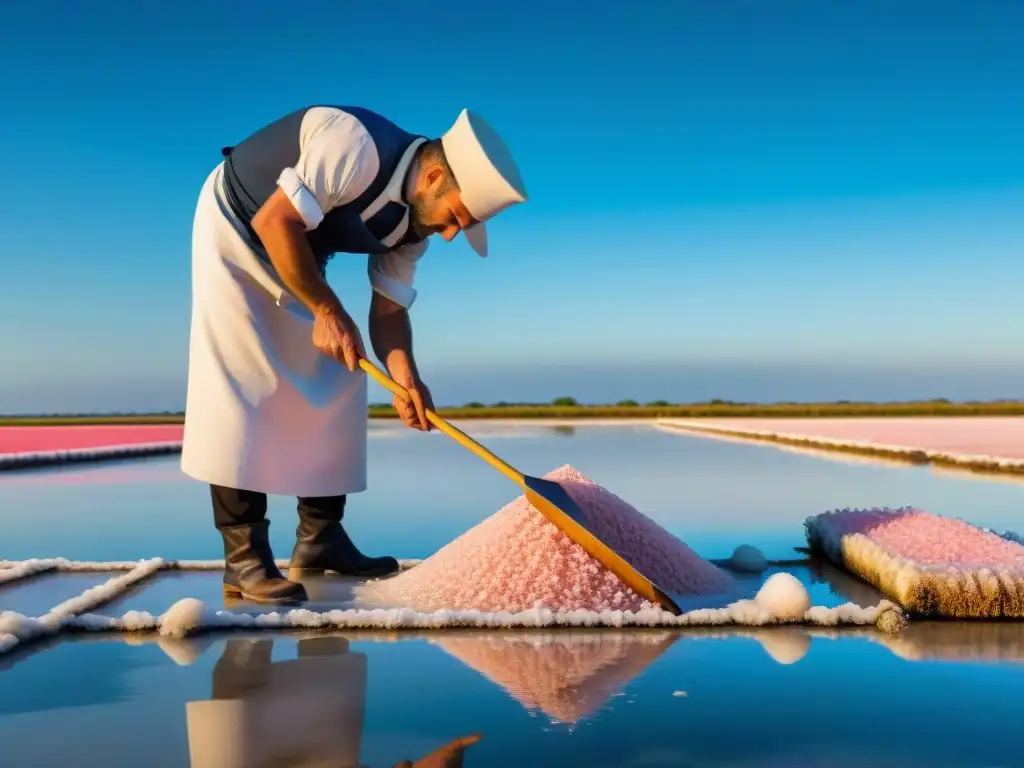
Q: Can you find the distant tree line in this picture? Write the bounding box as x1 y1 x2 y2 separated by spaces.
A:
7 396 1024 420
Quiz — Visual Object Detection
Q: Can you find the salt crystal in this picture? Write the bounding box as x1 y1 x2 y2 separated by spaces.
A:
357 464 733 613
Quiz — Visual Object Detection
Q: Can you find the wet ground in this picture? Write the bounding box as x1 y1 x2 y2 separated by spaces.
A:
3 423 1024 766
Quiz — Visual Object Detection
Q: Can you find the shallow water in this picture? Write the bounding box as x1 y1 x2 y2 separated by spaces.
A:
3 423 1024 766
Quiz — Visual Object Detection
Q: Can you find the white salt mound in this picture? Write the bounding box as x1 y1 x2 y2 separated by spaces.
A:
356 464 735 613
160 597 210 638
755 572 811 622
728 544 768 573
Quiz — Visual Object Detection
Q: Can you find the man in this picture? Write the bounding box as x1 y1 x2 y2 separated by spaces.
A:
180 105 528 604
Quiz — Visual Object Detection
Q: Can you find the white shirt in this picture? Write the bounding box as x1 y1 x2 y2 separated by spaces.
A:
273 107 428 309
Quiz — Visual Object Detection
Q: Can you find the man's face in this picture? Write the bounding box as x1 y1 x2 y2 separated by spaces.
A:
408 166 479 242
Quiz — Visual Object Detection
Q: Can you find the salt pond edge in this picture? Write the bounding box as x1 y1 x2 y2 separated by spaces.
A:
0 556 906 659
0 442 183 470
656 419 1024 477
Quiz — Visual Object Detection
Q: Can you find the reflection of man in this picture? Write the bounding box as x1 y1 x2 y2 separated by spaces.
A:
186 637 367 767
184 636 482 768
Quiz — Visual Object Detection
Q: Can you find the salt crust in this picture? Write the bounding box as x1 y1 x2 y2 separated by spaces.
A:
0 555 903 656
806 507 1024 618
655 420 1024 471
0 442 183 470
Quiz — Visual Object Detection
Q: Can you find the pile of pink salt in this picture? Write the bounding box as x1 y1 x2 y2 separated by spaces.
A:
357 464 734 614
806 507 1024 618
810 507 1024 570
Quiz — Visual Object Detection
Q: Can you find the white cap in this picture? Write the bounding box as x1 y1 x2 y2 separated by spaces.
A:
441 108 527 257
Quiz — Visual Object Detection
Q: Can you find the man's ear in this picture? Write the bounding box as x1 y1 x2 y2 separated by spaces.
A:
424 165 446 189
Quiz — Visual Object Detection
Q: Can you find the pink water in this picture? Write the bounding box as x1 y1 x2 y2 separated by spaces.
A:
0 425 183 455
825 508 1024 568
365 465 733 613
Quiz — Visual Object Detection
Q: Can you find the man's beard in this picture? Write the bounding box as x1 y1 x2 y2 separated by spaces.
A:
407 199 432 239
407 185 447 239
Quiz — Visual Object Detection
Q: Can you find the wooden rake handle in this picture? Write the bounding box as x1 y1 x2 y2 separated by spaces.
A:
358 358 524 485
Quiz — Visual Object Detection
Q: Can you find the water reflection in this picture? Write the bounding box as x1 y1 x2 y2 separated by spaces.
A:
175 629 679 741
433 630 677 724
0 456 190 488
690 621 1024 667
806 559 889 608
4 624 1024 766
873 622 1024 663
184 635 481 768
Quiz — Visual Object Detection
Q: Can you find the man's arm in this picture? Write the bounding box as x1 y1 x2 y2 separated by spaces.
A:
368 240 434 429
367 238 428 377
252 183 366 371
252 189 337 314
249 108 381 370
251 108 379 316
369 291 421 382
369 291 433 430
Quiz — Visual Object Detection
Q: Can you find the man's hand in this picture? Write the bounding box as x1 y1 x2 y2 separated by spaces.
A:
393 370 434 432
312 301 366 372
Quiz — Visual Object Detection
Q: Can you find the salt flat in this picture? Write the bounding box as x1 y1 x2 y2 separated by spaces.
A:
659 416 1024 463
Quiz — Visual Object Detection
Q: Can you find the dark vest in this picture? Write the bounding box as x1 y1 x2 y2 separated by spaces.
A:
220 106 425 271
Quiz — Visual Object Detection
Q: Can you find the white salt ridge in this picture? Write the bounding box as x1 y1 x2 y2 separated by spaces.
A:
64 593 900 642
0 442 183 470
0 557 163 655
0 559 59 584
655 420 1024 472
0 555 907 658
0 558 422 572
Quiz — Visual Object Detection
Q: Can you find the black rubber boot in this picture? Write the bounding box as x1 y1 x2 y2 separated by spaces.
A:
220 520 308 604
288 495 399 579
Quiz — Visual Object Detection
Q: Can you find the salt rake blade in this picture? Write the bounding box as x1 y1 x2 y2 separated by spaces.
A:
523 476 683 615
358 358 683 616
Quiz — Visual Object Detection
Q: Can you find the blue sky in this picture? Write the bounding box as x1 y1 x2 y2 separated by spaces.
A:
1 1 1021 412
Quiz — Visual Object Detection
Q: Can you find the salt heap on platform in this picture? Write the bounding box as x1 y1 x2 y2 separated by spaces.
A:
356 464 734 613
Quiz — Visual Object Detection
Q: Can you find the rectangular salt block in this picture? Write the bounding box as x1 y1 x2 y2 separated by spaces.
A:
805 507 1024 619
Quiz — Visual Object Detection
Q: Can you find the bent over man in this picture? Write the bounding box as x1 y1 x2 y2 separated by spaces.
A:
180 105 527 603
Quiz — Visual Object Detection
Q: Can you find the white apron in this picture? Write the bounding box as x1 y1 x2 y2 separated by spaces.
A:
180 162 368 497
